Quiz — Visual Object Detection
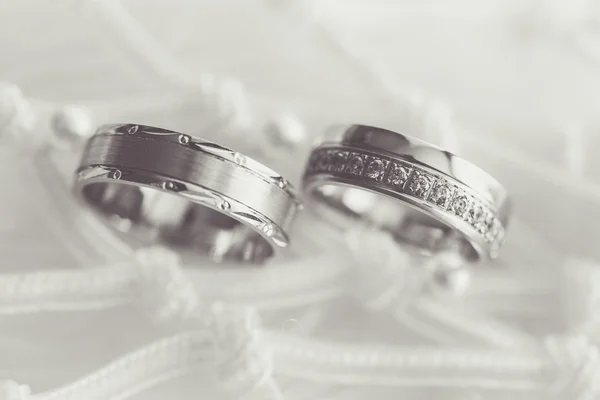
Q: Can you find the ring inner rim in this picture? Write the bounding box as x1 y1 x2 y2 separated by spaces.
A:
303 176 483 262
75 176 277 264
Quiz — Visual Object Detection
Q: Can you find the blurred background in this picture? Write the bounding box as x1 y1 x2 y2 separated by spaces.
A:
2 1 600 399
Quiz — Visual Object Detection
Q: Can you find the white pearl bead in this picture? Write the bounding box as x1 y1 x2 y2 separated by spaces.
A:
50 105 94 144
428 250 470 295
0 380 30 400
264 112 306 150
0 84 24 124
433 266 471 295
0 83 35 141
217 78 253 129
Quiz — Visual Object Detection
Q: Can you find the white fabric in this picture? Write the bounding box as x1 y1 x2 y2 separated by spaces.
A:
2 1 600 399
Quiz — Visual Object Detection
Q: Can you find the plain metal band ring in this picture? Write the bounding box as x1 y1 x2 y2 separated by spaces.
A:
73 124 301 264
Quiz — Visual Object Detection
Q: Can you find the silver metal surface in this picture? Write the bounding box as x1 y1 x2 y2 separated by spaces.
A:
302 124 511 262
73 124 301 264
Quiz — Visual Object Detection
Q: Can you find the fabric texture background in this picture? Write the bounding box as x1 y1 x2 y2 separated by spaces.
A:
1 1 600 399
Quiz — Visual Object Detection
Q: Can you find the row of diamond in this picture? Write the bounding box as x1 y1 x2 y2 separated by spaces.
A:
305 147 505 248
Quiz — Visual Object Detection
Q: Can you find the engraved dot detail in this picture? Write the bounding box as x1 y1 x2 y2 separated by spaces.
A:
262 223 274 236
407 171 434 199
127 125 138 135
276 177 288 190
109 170 122 180
233 153 246 166
219 200 230 211
178 134 191 144
163 181 177 191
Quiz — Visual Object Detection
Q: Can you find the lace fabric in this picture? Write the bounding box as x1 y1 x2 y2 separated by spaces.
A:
2 1 600 399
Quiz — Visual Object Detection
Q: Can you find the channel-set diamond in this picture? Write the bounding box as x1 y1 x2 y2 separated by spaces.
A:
450 193 469 219
407 171 434 199
331 151 348 172
345 153 366 175
364 157 388 181
429 180 454 208
385 162 411 187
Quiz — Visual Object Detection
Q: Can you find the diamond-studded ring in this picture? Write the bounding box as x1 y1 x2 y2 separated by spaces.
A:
302 124 510 262
73 124 302 264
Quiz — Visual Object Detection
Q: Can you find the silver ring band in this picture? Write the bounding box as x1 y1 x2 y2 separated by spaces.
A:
302 125 510 262
73 124 301 263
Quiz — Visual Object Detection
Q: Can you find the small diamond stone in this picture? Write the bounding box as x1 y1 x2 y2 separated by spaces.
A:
345 153 366 175
364 157 389 181
385 162 411 187
477 209 492 235
317 150 332 171
429 181 454 208
330 151 348 172
407 170 434 198
127 125 138 135
490 241 501 258
494 223 505 246
478 209 503 242
450 193 469 218
219 200 231 211
233 152 246 166
109 169 122 180
467 202 484 228
486 217 501 242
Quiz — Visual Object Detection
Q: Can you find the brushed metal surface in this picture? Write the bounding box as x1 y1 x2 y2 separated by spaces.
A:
74 124 301 264
80 134 296 227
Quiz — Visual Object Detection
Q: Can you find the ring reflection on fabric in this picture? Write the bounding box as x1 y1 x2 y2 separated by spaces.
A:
73 124 302 264
302 124 510 262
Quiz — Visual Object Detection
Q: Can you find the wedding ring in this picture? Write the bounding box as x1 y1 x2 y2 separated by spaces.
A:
73 124 301 263
302 125 510 262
